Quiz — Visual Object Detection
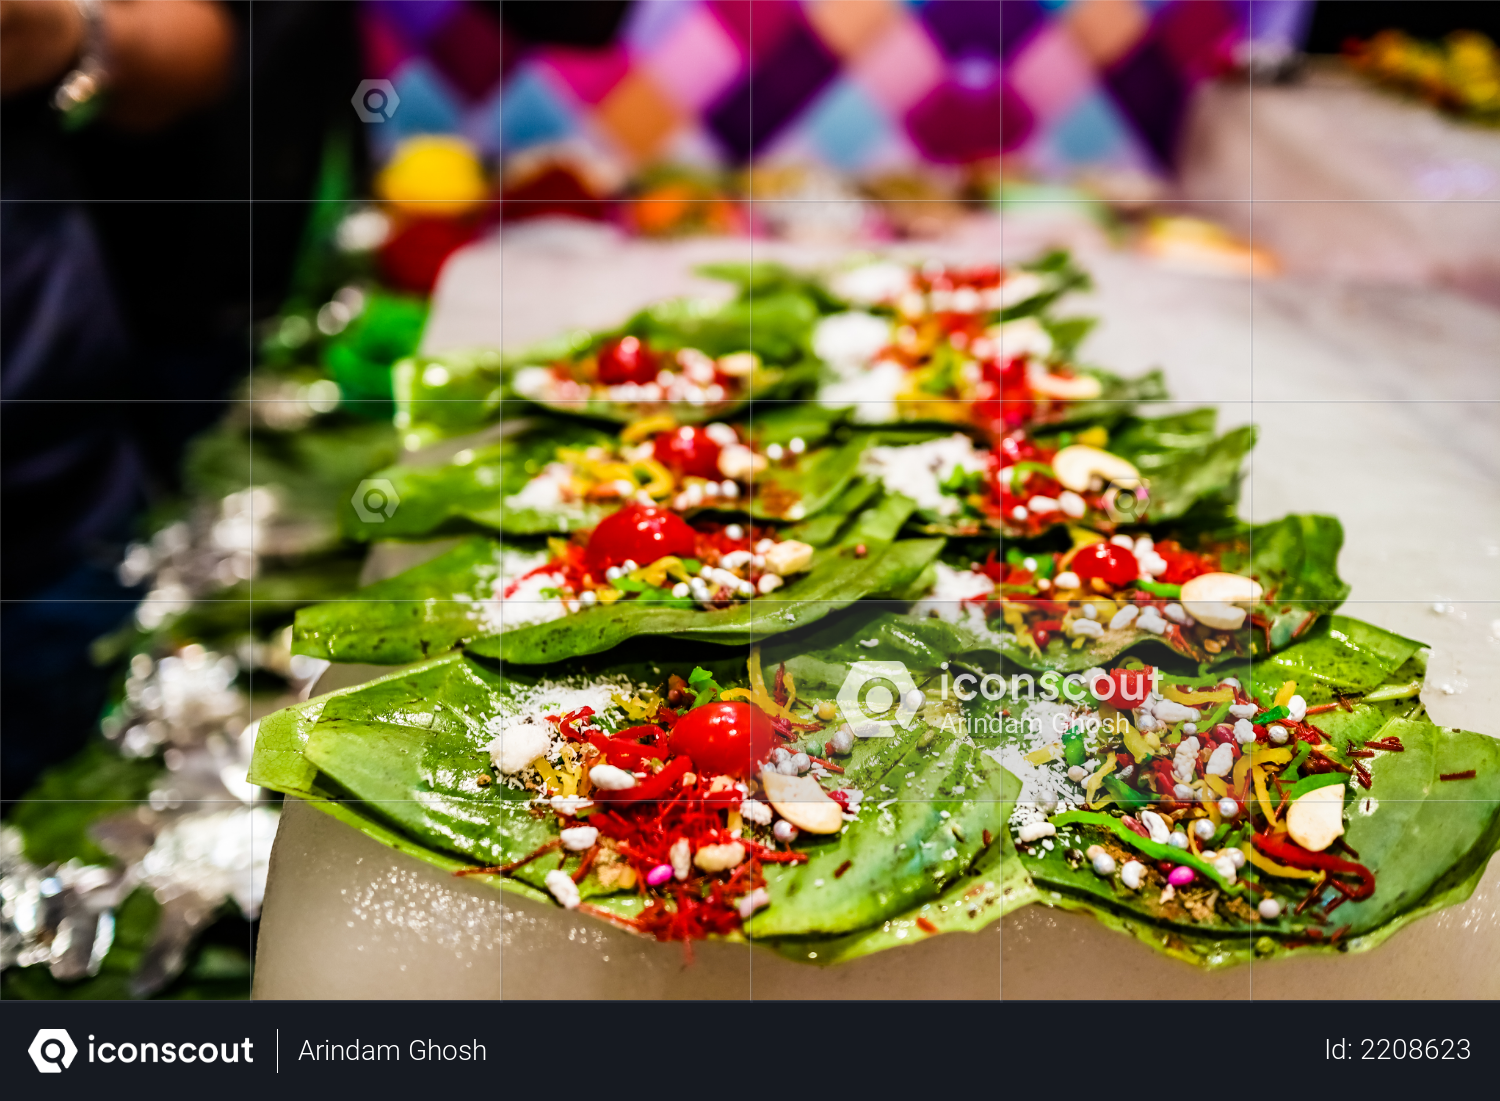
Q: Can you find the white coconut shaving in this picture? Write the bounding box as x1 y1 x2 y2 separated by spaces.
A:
812 312 892 376
505 461 573 512
482 547 568 631
990 316 1053 361
860 433 987 515
821 359 907 423
980 704 1100 821
830 261 913 306
485 677 634 790
911 563 995 614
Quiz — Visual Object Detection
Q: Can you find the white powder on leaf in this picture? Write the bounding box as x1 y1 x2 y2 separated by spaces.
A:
812 312 892 375
915 562 995 607
506 461 572 511
484 677 635 790
829 262 912 306
861 433 987 515
481 547 566 631
821 359 907 423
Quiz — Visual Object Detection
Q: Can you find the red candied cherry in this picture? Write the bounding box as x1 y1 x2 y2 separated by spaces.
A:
596 336 660 385
667 700 777 778
653 425 724 480
1069 541 1139 588
587 503 696 572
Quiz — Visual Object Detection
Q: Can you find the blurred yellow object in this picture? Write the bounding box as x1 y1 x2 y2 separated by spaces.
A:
376 136 490 218
1347 29 1500 122
1138 216 1278 278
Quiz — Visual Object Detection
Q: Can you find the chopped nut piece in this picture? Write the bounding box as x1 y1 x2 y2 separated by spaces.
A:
693 841 747 873
762 539 814 577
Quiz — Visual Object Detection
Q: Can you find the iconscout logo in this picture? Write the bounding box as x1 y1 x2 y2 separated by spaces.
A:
837 661 922 737
27 1029 256 1072
29 1030 78 1073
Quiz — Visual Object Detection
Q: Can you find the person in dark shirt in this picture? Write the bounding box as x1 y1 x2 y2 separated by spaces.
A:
1 1 359 798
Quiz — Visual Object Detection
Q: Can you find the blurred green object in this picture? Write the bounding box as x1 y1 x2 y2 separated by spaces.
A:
8 742 159 866
324 292 429 414
392 347 505 449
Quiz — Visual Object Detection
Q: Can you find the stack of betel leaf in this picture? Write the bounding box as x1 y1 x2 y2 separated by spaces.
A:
250 253 1500 968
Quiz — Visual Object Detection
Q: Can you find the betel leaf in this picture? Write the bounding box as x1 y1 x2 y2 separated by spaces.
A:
992 633 1500 967
746 433 873 523
475 495 945 665
745 728 1011 937
1107 413 1255 525
343 417 613 542
292 494 945 667
291 536 504 665
251 608 1028 958
756 767 1034 965
503 293 821 425
977 513 1350 674
1040 367 1170 430
999 248 1092 321
1325 717 1500 938
391 348 505 449
1253 614 1422 696
909 409 1253 537
1019 713 1500 968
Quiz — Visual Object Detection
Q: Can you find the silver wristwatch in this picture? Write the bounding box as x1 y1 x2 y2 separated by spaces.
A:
52 0 109 126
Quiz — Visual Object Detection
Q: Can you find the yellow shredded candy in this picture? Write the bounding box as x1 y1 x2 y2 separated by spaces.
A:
1231 752 1255 798
1162 684 1232 705
620 414 676 444
723 647 799 722
1024 744 1064 765
1273 680 1297 708
1085 756 1117 809
1247 846 1319 881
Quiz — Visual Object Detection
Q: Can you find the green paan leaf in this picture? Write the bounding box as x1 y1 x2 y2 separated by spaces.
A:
291 536 504 665
343 418 613 542
477 494 944 665
901 409 1253 537
252 610 1030 960
976 513 1350 674
992 625 1500 968
392 348 505 449
1032 367 1170 431
293 494 945 666
345 414 873 544
1105 411 1256 525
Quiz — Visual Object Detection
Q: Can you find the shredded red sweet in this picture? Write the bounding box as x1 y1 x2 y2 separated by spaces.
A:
455 838 561 877
593 755 695 805
571 844 600 883
834 859 852 879
1440 769 1477 781
916 917 939 935
1252 833 1375 903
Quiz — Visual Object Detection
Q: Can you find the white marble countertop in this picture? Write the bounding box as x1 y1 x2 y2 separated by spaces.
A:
253 223 1499 999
